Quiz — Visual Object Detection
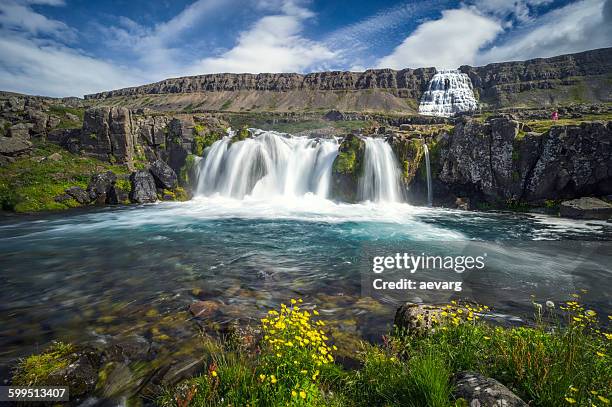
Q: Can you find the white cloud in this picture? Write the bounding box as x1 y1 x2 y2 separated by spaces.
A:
0 0 145 97
477 0 612 64
376 8 502 69
0 35 145 97
190 2 336 73
0 0 75 40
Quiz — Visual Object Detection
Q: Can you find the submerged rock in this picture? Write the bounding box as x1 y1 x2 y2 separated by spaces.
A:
129 170 157 203
189 300 220 318
453 371 528 406
149 159 178 189
559 197 612 220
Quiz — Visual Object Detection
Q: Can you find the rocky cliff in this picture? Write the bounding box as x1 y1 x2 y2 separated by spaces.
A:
84 48 612 112
411 116 612 208
461 47 612 108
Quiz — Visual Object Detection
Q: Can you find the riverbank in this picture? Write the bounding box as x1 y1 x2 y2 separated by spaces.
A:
8 296 611 406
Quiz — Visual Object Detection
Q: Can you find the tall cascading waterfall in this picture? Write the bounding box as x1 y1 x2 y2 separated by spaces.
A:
358 138 405 203
418 70 478 117
423 144 433 207
195 130 339 199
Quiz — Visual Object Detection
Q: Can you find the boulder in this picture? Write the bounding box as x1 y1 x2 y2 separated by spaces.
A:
453 371 528 407
65 186 90 205
0 136 32 156
8 123 32 139
129 170 157 203
149 159 178 189
27 109 49 134
47 152 62 161
559 197 612 220
66 112 79 122
86 171 117 204
189 300 220 318
455 197 471 210
48 349 101 399
394 303 447 334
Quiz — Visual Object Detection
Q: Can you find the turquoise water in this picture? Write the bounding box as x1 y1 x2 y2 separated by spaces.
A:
1 197 611 379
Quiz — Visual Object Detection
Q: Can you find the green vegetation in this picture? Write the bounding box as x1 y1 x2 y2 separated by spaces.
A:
0 141 128 212
156 295 610 407
332 135 363 176
192 123 223 155
13 342 76 386
179 154 198 187
526 112 612 134
48 105 84 129
220 100 233 110
233 125 250 142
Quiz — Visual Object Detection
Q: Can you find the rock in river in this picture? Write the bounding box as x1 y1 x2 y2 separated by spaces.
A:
559 197 612 220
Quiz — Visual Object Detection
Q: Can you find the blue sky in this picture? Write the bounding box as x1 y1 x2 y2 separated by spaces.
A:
0 0 610 97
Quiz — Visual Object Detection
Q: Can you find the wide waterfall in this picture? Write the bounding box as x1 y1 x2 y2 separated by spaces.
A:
195 130 339 199
358 138 404 203
195 130 405 203
418 70 478 117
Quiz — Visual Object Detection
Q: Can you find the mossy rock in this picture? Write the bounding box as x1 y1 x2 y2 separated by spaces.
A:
330 134 365 202
231 125 250 143
13 342 101 397
179 154 198 189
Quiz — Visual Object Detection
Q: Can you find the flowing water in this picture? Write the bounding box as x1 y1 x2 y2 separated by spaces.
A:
1 130 611 381
358 138 404 203
419 70 479 117
195 130 339 199
423 144 433 206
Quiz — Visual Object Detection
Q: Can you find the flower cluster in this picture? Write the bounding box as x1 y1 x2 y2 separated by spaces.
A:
434 301 488 329
258 299 335 403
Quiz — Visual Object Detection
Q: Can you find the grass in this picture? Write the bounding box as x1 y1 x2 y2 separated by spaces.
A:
526 112 612 134
47 105 84 129
154 296 611 407
0 141 129 212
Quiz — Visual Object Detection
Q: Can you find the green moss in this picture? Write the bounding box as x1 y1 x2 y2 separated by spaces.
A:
13 342 76 386
0 142 128 213
179 154 198 187
192 124 222 155
333 135 364 176
231 125 250 143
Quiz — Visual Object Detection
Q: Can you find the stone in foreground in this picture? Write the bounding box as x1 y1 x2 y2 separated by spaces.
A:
559 197 612 220
453 371 528 407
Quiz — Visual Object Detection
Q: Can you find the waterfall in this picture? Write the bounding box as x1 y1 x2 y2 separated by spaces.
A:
358 138 404 203
195 130 339 199
418 70 478 117
423 144 433 207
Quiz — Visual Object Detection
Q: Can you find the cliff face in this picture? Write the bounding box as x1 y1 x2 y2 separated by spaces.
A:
84 48 612 112
85 68 436 99
461 47 612 108
435 117 612 205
